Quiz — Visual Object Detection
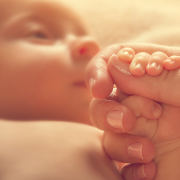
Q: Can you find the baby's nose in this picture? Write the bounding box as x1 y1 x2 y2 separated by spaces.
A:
71 36 100 61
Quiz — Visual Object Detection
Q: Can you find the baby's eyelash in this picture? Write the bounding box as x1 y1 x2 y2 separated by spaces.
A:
32 31 48 39
27 29 55 45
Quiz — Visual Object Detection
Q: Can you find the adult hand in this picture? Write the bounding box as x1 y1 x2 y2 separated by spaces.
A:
90 91 160 180
86 43 180 179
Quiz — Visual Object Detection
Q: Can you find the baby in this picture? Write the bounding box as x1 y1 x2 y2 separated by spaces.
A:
0 0 158 180
87 44 180 180
0 0 100 125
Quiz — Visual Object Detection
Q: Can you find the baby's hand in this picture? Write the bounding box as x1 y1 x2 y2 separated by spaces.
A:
107 47 180 180
117 47 180 76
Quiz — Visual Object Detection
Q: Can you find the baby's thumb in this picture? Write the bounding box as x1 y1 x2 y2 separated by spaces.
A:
120 95 161 139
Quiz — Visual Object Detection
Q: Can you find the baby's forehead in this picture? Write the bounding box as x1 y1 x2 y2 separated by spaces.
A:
28 0 79 22
0 0 88 33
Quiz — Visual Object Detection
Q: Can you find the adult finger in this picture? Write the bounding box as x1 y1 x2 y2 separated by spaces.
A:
85 44 121 99
85 43 180 99
103 132 155 164
121 162 156 180
90 98 136 133
90 95 162 134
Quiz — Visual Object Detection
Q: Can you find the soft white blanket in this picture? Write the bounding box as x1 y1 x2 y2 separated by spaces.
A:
63 0 180 47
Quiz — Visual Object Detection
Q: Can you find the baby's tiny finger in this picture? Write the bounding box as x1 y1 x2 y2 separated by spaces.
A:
163 55 180 70
121 95 162 139
146 51 168 76
129 52 150 76
117 47 135 63
121 95 162 120
121 162 156 180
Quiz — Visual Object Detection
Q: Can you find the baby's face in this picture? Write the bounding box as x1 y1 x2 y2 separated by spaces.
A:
0 0 100 124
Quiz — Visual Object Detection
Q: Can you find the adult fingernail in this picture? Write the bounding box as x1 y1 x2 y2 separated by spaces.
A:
152 103 162 118
107 111 124 130
110 54 132 76
128 143 144 160
134 165 146 179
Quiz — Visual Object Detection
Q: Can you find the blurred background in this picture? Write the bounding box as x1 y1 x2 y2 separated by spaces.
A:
63 0 180 47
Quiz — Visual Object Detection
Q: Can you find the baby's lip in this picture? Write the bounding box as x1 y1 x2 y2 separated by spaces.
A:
73 81 87 88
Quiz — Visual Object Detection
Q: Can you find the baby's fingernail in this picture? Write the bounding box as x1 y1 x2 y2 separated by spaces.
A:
118 49 132 55
164 58 174 64
89 78 95 91
134 165 147 179
147 62 160 69
107 111 124 131
152 103 162 118
134 63 145 75
128 143 144 160
110 54 132 75
135 63 144 70
117 50 133 60
122 50 131 56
